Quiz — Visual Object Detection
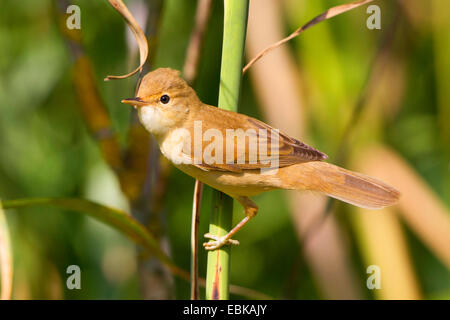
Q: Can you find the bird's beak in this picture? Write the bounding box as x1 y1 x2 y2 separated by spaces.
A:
121 97 148 108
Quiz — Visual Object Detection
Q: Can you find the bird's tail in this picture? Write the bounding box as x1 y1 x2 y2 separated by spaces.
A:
283 161 400 209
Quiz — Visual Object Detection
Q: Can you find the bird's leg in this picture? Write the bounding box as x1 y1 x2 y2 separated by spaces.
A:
203 196 258 251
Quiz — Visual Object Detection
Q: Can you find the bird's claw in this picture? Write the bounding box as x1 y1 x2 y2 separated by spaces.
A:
203 233 239 251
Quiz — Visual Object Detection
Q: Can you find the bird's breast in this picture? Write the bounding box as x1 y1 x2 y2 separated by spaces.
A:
158 127 193 165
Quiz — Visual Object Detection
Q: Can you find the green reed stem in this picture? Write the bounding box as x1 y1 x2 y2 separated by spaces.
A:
205 0 249 300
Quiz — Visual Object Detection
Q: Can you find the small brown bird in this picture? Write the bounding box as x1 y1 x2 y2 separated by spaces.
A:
122 68 400 250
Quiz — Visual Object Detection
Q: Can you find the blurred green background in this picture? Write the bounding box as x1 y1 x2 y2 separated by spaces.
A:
0 0 449 299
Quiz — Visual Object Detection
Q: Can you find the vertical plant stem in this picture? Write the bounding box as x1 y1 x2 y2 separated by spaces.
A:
190 180 203 299
183 0 213 299
0 201 13 300
205 0 249 300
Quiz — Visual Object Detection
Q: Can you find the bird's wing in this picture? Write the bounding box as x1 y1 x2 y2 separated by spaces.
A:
182 106 327 172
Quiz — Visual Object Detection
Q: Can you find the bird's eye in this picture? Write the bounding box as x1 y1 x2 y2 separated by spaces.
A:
160 94 170 104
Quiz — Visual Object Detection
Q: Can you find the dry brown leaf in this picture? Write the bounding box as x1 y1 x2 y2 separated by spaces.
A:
243 0 375 73
104 0 149 81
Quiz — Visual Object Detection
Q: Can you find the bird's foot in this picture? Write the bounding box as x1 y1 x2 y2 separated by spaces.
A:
203 233 239 251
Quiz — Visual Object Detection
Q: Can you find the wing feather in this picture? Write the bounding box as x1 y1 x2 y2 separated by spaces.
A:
182 106 327 172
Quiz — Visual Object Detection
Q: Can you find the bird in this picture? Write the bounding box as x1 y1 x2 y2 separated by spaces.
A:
121 67 400 250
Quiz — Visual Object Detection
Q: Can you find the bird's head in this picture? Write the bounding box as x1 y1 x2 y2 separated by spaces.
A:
122 68 200 135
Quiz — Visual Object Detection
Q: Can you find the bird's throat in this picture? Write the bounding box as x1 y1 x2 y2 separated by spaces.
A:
138 106 176 137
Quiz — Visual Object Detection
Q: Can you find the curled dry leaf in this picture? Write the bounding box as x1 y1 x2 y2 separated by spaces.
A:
243 0 375 74
104 0 149 81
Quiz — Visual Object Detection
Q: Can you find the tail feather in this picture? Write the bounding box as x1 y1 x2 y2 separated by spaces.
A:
284 161 400 209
